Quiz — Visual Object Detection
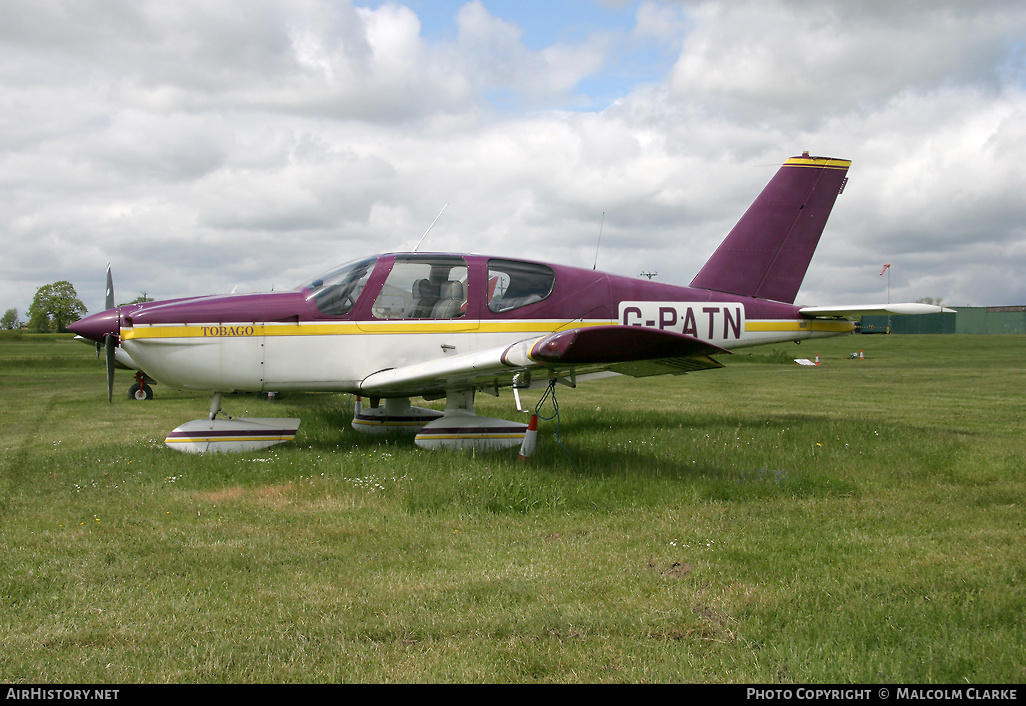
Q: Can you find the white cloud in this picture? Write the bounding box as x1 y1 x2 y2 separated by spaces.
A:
669 0 1023 117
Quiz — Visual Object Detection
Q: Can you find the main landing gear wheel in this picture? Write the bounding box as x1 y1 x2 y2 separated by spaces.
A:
129 383 153 400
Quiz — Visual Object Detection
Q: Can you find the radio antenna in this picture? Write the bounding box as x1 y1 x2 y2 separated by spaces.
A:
413 203 448 252
592 211 605 270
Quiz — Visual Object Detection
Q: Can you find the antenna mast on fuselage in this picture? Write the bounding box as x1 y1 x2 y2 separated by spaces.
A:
413 203 449 252
593 211 605 270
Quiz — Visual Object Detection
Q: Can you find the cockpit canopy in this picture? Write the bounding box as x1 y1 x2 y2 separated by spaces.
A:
301 254 557 319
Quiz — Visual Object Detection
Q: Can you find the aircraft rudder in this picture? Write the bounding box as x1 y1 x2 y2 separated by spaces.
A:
689 153 851 304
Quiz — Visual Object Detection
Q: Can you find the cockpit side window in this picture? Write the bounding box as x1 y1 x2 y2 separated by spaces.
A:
373 255 468 320
487 259 556 313
301 257 377 316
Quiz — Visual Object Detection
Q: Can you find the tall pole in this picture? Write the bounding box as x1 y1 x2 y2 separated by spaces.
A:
880 263 892 332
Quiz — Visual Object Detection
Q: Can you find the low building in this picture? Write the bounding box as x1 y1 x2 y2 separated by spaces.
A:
859 306 1026 334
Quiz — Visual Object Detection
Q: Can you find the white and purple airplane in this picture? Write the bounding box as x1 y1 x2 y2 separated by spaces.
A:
69 153 950 454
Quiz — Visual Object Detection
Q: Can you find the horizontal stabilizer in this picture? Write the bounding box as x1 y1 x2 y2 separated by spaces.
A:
800 303 956 318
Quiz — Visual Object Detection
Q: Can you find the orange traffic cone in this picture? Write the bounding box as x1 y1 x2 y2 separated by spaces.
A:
518 414 538 460
815 354 820 365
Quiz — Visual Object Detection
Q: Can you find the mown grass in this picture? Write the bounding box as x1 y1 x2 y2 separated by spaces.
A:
0 333 1023 683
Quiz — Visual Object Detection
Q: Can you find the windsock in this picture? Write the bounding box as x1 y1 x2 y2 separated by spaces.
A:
518 414 539 460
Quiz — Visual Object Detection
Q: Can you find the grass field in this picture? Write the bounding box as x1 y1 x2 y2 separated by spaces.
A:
1 332 1023 683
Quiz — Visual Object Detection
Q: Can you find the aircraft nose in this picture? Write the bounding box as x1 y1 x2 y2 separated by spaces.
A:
67 308 119 342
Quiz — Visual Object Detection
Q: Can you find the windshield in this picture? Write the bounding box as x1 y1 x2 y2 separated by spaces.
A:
300 257 378 316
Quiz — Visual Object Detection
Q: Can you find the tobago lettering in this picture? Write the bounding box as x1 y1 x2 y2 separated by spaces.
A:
200 325 256 337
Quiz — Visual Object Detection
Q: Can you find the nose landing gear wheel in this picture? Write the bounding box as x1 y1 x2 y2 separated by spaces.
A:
129 383 154 400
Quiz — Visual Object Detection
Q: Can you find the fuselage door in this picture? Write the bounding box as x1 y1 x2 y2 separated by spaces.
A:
356 254 480 334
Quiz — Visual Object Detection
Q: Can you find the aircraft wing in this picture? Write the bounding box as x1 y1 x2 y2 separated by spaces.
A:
358 325 728 399
799 303 956 318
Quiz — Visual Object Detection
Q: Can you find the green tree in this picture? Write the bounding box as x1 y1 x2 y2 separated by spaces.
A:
27 281 87 333
2 308 20 330
120 292 152 306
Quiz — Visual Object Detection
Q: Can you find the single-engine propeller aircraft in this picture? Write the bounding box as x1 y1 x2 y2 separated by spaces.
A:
69 153 952 454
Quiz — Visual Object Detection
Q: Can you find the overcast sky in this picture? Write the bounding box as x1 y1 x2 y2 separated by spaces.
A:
3 0 1025 319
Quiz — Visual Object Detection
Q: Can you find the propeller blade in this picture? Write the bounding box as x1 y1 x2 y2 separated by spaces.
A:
105 334 116 403
105 264 116 402
105 263 115 311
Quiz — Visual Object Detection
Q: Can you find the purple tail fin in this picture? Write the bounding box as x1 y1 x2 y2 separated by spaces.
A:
689 153 851 304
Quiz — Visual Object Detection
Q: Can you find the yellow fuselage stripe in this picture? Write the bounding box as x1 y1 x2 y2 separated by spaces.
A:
745 319 855 333
122 317 853 340
121 320 603 340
